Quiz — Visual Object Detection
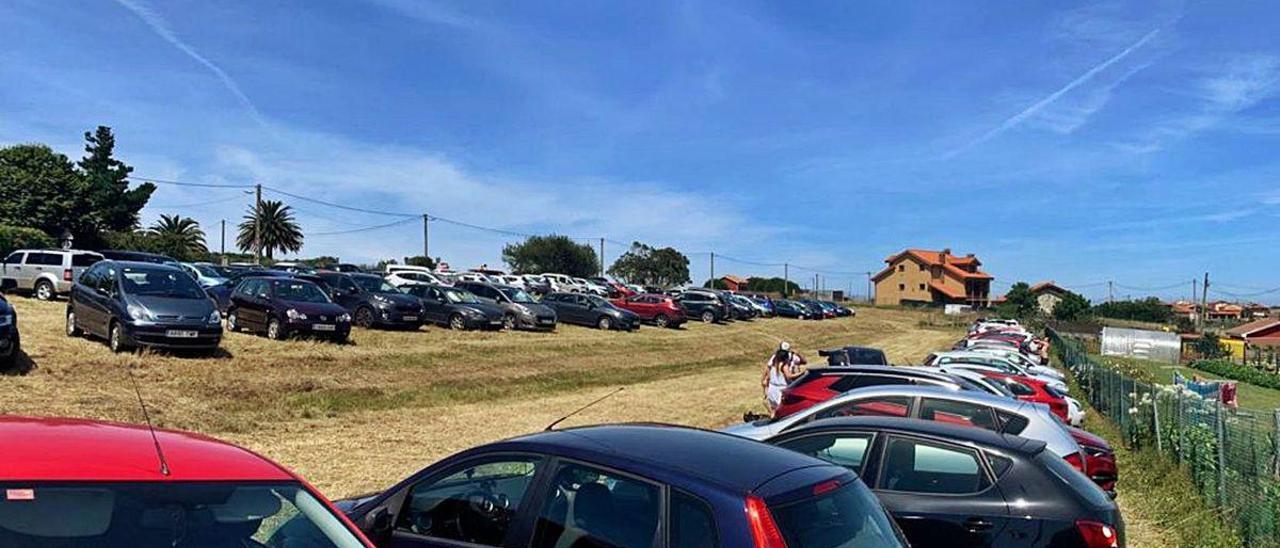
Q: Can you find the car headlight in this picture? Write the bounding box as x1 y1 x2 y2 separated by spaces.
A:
286 308 307 321
0 314 11 327
126 304 151 321
207 310 221 325
337 313 351 323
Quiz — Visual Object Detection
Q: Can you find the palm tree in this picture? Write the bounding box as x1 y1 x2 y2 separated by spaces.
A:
236 200 303 260
149 214 206 259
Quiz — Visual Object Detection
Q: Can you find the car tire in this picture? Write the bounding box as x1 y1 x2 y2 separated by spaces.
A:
267 319 285 340
108 321 129 353
66 309 82 337
597 316 612 330
449 314 467 331
226 309 240 332
654 314 670 328
34 280 54 301
502 314 516 331
354 306 375 328
700 310 715 324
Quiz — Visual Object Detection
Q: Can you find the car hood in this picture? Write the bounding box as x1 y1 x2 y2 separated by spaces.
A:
281 301 349 317
520 302 555 316
129 295 215 316
374 293 421 307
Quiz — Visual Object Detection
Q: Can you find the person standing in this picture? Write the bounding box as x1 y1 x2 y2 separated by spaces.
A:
762 341 807 414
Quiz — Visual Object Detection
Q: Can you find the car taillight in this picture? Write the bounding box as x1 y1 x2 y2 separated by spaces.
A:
63 269 73 281
1065 452 1088 474
745 495 787 548
1075 519 1119 548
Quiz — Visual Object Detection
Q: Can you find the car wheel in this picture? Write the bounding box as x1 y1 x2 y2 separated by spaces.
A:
449 314 467 331
34 280 54 301
700 310 715 323
66 309 82 337
267 319 285 340
108 321 129 353
654 314 670 328
354 306 375 328
597 316 612 330
503 314 516 330
226 309 240 332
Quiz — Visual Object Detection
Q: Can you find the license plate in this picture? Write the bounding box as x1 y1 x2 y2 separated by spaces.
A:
402 315 418 322
489 320 503 325
539 318 554 324
312 324 336 332
165 330 198 338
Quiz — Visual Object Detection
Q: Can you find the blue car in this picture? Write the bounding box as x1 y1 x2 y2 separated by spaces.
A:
0 278 19 370
337 424 907 548
205 269 294 313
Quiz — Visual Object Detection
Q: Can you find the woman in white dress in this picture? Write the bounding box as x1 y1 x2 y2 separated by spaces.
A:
762 341 807 414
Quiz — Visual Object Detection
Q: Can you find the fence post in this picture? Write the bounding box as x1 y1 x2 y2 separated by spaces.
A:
1216 399 1227 509
1152 385 1162 452
1273 410 1280 478
1176 387 1185 464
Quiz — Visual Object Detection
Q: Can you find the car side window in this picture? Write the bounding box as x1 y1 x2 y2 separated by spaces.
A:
815 396 911 420
256 281 273 299
78 264 102 289
918 398 999 431
879 436 989 495
72 253 101 267
234 280 256 298
776 433 873 473
397 456 544 546
3 252 22 264
670 490 718 548
530 462 661 548
829 375 911 392
28 252 61 266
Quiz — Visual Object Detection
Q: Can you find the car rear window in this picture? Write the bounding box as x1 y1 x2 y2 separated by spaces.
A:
26 252 62 266
1037 451 1113 508
848 349 887 365
770 481 905 548
829 375 910 392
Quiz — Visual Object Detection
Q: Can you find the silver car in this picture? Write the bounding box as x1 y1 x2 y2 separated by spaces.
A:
721 384 1084 465
1 249 103 300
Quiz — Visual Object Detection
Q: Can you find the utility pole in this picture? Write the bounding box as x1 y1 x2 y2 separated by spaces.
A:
866 271 874 303
1192 278 1199 328
1201 272 1210 330
253 183 262 264
599 238 605 277
709 252 715 288
421 214 430 259
219 219 226 265
783 263 789 297
1107 280 1114 304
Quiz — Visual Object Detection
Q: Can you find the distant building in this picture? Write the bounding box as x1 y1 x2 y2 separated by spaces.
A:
1028 281 1069 315
1207 301 1245 320
872 248 993 307
720 275 749 292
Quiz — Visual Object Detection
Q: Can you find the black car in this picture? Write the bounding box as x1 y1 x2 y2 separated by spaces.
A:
99 250 179 265
726 293 758 320
225 276 351 342
206 269 294 313
401 283 506 330
66 260 223 352
773 299 812 319
540 292 639 330
675 289 730 323
820 345 890 366
0 278 19 370
337 424 908 548
454 281 557 331
824 300 855 317
767 416 1123 548
317 272 424 329
800 300 828 319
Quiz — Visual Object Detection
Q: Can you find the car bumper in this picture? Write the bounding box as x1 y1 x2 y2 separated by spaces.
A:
287 319 352 338
374 307 424 327
517 313 557 330
462 315 505 329
122 322 222 349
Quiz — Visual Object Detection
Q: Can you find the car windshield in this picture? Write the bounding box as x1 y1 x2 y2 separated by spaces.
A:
120 267 207 299
190 264 222 277
500 287 535 303
770 481 906 548
275 281 331 304
585 295 611 308
0 481 365 547
352 276 399 294
443 289 480 304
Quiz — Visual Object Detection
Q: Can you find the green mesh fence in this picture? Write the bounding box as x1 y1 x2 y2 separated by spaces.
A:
1049 328 1280 546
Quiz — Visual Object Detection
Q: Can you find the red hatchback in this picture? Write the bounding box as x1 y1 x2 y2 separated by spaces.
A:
0 416 372 547
610 293 687 328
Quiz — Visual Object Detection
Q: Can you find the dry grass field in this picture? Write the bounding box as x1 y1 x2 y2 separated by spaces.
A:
2 296 961 498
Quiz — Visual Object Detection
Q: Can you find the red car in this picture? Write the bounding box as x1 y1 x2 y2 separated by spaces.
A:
980 370 1070 421
610 293 687 328
0 415 373 546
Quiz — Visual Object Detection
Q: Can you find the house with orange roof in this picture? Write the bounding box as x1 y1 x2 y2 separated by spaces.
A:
720 275 749 292
871 248 993 307
1028 280 1070 315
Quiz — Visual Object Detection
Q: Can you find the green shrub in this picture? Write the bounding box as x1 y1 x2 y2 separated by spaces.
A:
1190 359 1280 390
0 224 56 256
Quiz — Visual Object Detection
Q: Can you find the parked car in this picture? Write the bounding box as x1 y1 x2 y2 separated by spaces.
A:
385 265 449 287
336 424 907 548
454 281 557 331
726 293 759 320
773 299 812 319
99 249 178 265
329 263 365 273
2 415 375 546
317 272 424 329
772 365 990 419
66 260 223 353
0 279 19 370
926 354 1069 395
819 345 889 366
748 295 775 316
401 283 506 330
675 289 730 323
766 417 1124 548
722 384 1089 476
800 300 828 319
520 274 553 295
541 273 584 293
1 248 103 300
824 300 855 317
226 276 351 342
574 277 609 296
178 261 228 288
540 292 640 330
610 293 687 328
802 299 837 319
206 268 294 312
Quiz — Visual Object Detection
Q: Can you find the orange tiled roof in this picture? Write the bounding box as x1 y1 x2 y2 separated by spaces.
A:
721 275 748 285
1225 318 1280 338
873 248 993 282
928 281 967 299
1029 280 1067 294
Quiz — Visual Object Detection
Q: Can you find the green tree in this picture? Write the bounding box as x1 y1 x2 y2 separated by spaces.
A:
1194 332 1229 359
746 276 801 295
0 144 94 241
78 126 154 233
0 224 57 256
502 235 598 277
148 214 207 261
236 200 304 260
996 282 1037 319
1052 291 1091 321
1092 297 1172 323
702 278 729 290
403 255 438 269
607 241 690 287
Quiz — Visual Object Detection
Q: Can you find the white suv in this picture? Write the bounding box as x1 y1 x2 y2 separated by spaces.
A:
385 265 449 287
1 249 104 300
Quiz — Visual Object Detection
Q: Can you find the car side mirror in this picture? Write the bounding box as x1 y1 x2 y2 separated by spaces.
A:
366 507 393 539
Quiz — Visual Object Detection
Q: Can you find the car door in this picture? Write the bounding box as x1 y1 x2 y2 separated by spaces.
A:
416 287 448 324
2 252 28 289
72 263 106 335
527 460 663 548
772 430 877 475
871 435 1010 547
230 280 261 330
86 264 121 336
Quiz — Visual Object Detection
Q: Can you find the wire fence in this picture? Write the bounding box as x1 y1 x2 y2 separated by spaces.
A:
1049 328 1280 546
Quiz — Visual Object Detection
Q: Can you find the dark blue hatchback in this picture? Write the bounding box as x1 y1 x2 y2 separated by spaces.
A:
338 424 906 548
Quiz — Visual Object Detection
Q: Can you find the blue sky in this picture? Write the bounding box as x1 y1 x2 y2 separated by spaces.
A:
3 0 1279 302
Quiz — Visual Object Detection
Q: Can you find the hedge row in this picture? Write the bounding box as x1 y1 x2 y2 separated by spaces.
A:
0 224 55 256
1189 358 1280 391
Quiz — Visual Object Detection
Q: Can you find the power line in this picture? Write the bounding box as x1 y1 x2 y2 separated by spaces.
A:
148 193 247 210
309 216 420 236
129 176 254 189
1114 280 1192 292
261 186 419 217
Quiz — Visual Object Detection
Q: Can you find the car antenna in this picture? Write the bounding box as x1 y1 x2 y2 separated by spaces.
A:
545 387 624 431
126 365 171 476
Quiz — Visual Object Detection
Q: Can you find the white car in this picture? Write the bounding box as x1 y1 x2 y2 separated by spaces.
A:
385 265 449 287
498 275 526 288
574 277 608 296
541 273 579 292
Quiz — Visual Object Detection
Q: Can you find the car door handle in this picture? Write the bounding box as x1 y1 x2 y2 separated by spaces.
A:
964 518 994 532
